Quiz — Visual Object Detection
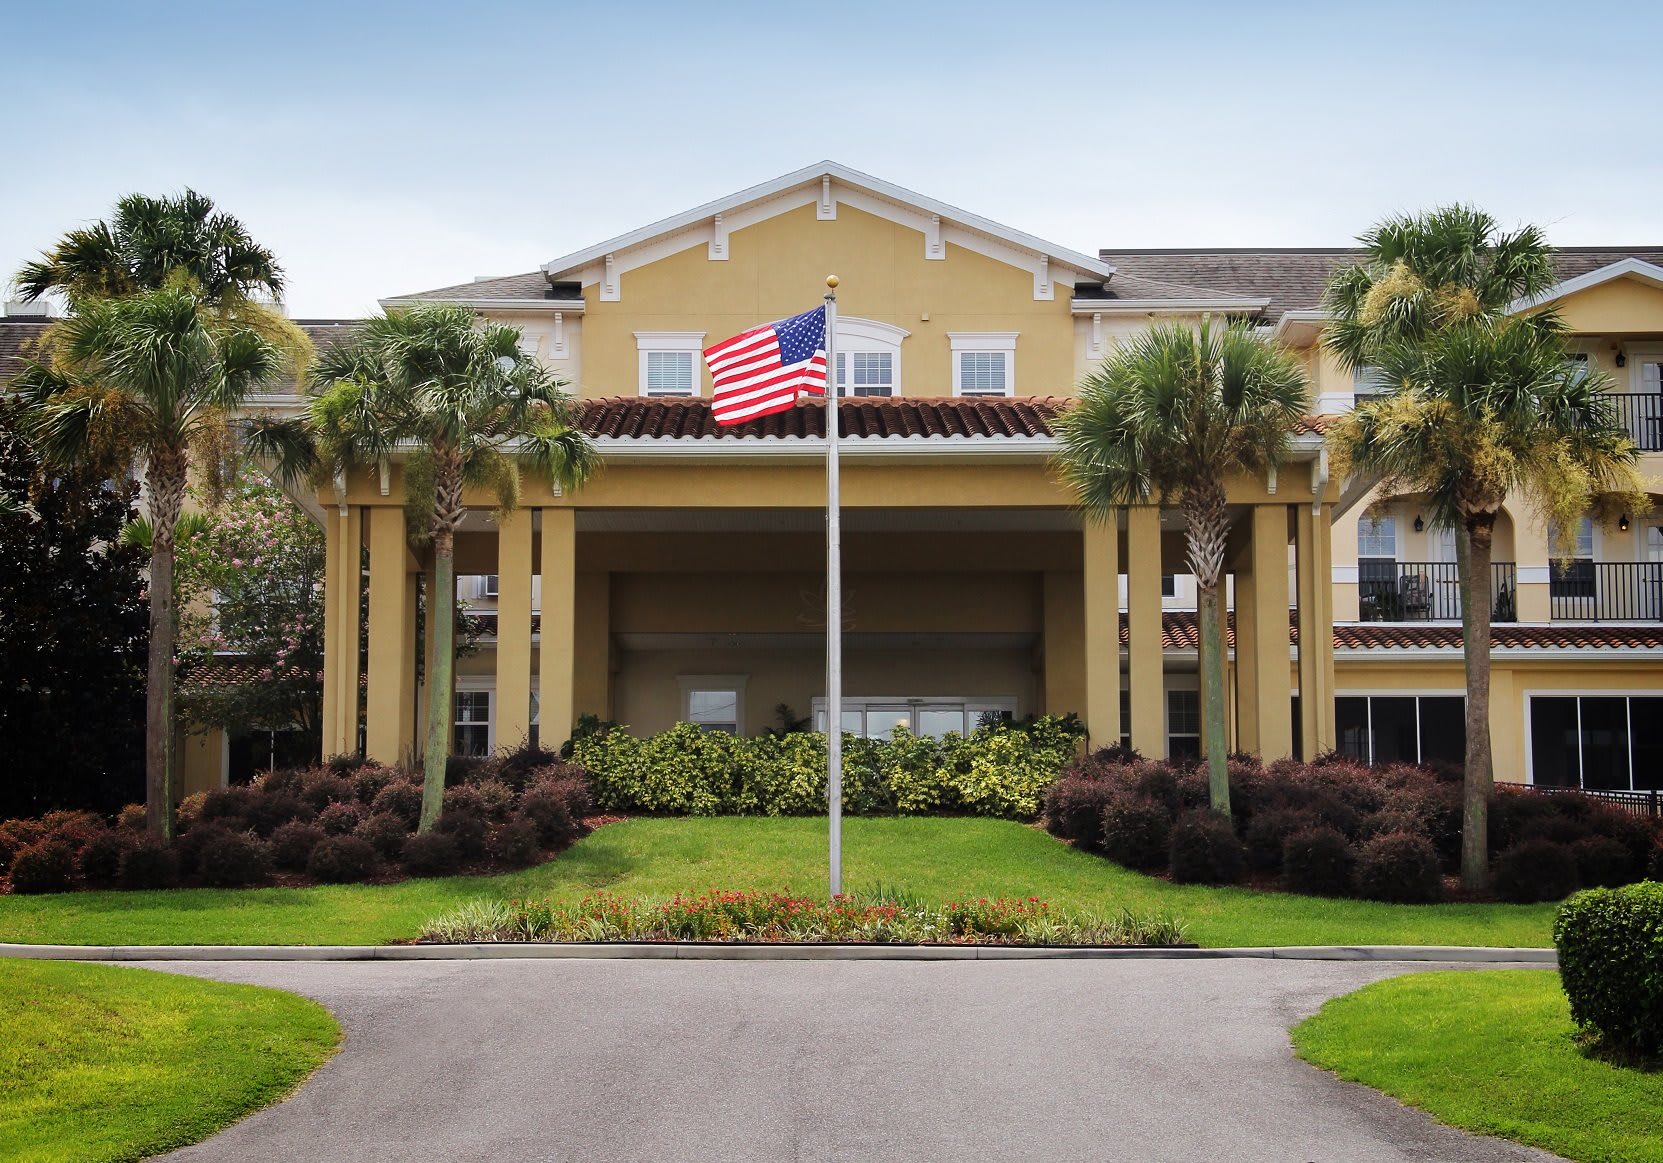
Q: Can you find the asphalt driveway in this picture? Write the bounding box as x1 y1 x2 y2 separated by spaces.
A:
146 957 1560 1162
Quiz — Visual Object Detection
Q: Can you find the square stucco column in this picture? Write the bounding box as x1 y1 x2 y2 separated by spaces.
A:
1251 504 1294 760
1234 563 1259 756
1127 505 1165 758
539 508 577 745
1081 520 1120 746
1297 504 1337 756
365 507 414 765
495 509 535 751
322 504 362 759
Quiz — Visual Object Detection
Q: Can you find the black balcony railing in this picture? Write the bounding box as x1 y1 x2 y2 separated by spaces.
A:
1609 394 1663 452
1550 561 1663 621
1358 561 1518 622
1523 785 1662 819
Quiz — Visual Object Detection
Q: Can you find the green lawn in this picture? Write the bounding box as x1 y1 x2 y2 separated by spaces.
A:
0 960 339 1163
0 817 1555 948
1293 970 1663 1163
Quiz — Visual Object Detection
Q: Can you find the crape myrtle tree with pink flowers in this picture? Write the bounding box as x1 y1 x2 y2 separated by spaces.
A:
172 474 326 755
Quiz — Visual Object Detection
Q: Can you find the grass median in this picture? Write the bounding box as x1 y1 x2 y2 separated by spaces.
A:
0 816 1556 948
1293 969 1663 1163
0 960 339 1162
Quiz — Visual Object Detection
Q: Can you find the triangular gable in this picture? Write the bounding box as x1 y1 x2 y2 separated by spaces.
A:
1509 257 1663 313
542 160 1116 303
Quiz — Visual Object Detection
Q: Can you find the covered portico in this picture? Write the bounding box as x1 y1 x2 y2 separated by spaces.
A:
316 398 1340 764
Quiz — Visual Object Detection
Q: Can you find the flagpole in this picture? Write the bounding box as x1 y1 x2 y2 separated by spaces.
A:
824 275 843 898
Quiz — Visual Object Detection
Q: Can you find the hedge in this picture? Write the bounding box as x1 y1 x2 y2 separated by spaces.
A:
568 716 1083 820
1554 882 1663 1058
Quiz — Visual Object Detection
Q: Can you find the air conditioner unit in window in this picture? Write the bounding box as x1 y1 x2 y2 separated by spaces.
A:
480 575 499 598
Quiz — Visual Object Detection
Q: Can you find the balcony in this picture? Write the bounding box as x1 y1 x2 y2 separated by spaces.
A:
1609 394 1663 452
1550 562 1663 621
1359 562 1518 623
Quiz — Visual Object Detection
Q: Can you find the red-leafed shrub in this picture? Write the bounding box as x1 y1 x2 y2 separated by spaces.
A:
270 821 328 872
355 812 410 862
1355 831 1444 903
1572 835 1637 889
306 835 379 884
1244 808 1317 874
298 771 355 812
117 804 147 832
119 836 179 889
1041 775 1120 849
350 765 399 806
1100 796 1171 871
370 782 423 829
9 840 77 894
316 801 365 837
1282 826 1356 897
196 831 271 887
487 816 541 868
435 811 487 860
77 829 134 884
401 831 461 877
0 818 49 874
1168 811 1244 885
1494 838 1579 903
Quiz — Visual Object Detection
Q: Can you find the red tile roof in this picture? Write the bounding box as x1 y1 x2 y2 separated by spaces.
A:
578 396 1329 440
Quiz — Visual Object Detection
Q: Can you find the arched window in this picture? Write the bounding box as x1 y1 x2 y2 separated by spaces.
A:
832 317 910 397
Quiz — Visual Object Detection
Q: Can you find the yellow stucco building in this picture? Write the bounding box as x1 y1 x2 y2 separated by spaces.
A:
11 162 1657 795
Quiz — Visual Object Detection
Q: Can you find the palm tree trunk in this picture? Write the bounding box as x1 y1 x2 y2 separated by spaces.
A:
1458 511 1497 891
419 452 465 832
1183 481 1231 816
145 450 188 841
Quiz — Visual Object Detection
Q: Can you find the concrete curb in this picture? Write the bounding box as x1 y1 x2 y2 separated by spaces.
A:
0 942 1557 964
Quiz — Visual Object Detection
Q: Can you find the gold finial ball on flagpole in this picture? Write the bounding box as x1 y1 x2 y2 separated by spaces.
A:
825 275 839 289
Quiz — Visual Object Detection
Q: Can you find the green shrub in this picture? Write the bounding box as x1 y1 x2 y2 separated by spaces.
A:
1100 796 1171 871
1493 838 1579 904
117 836 178 889
1554 882 1663 1057
1282 826 1356 897
1168 811 1245 885
1354 831 1444 903
8 840 76 894
306 835 379 884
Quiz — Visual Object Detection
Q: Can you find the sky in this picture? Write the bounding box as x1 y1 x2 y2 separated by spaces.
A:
3 0 1660 319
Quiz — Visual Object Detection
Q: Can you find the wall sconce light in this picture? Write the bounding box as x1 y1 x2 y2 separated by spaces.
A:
1413 514 1425 533
1620 514 1630 532
1616 348 1628 368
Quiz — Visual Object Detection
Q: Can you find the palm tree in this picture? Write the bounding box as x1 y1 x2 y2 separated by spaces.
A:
1324 206 1646 889
250 304 597 831
15 189 284 309
12 286 287 838
1054 317 1309 814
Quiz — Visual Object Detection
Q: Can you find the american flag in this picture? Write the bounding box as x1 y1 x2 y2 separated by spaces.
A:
704 305 828 425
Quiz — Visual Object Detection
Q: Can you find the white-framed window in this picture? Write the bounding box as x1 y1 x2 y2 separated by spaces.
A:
1528 693 1663 791
949 332 1018 398
829 317 909 398
454 688 492 758
1358 515 1398 559
811 696 1017 740
477 574 499 599
1336 693 1465 765
1353 365 1392 396
635 331 705 398
679 674 746 735
1549 516 1596 603
1357 515 1400 621
1166 688 1201 759
835 351 895 397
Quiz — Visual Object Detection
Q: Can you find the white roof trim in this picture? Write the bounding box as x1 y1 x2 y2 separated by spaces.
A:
1334 643 1663 660
1271 309 1329 341
1070 297 1270 315
1510 258 1663 314
378 297 584 313
541 160 1116 283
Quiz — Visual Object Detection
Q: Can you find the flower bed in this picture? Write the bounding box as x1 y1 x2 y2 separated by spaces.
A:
0 747 594 894
1043 748 1663 903
417 888 1187 946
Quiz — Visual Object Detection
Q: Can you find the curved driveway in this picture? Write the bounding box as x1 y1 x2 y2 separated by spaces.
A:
149 957 1560 1162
